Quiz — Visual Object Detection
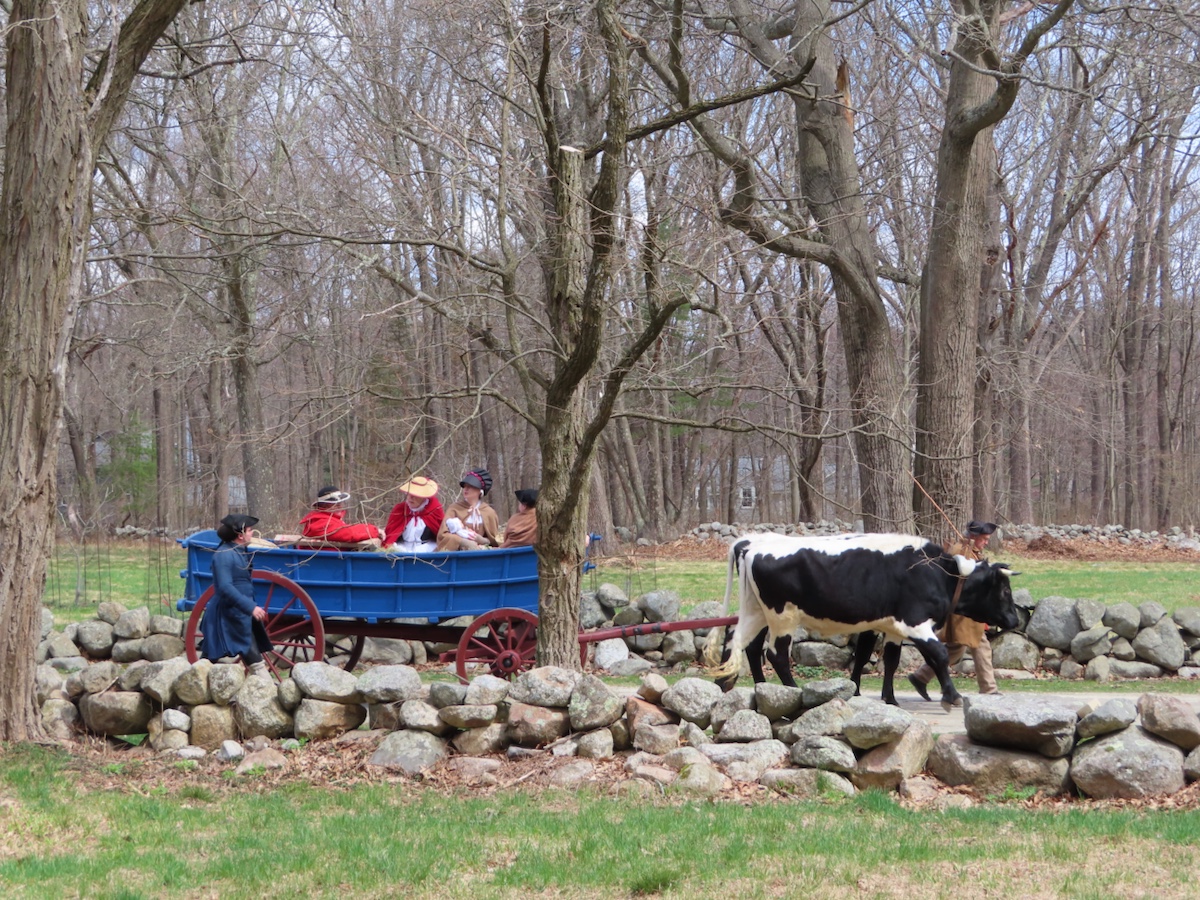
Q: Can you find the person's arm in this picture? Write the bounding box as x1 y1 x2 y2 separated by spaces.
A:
212 547 258 615
383 504 407 546
480 506 502 546
421 500 445 541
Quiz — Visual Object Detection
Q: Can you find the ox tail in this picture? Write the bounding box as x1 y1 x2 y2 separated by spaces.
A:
702 541 742 675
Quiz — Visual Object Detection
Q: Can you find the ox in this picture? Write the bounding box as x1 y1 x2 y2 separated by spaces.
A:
704 533 1019 709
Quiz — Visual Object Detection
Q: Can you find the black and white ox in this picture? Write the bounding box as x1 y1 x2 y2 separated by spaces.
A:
704 533 1019 708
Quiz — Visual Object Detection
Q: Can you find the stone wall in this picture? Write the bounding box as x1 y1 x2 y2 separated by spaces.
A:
37 652 1200 801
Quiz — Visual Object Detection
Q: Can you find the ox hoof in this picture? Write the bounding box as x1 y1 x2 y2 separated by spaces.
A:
940 696 964 712
907 674 931 702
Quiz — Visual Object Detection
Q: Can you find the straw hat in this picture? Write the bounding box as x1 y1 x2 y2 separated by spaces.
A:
398 476 439 499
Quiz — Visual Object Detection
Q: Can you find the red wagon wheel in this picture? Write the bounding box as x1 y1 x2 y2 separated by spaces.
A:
455 608 588 683
184 570 326 681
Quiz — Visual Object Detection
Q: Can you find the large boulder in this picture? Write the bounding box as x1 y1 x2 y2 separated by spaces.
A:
75 621 115 658
357 665 421 704
700 739 789 782
291 661 362 703
928 734 1071 796
989 633 1040 671
41 698 80 741
506 701 570 746
591 638 629 671
1024 596 1080 651
568 675 624 731
209 664 245 706
638 590 681 624
508 667 580 708
1131 618 1187 671
76 661 120 695
368 730 449 775
661 677 723 729
1069 626 1113 663
294 699 367 740
1077 698 1137 740
1103 602 1141 640
1137 693 1200 750
963 695 1078 758
753 683 804 721
790 735 857 773
232 676 294 739
112 606 151 640
140 657 192 706
173 660 214 706
843 704 917 750
79 692 153 736
357 637 413 665
140 634 186 662
716 710 773 743
851 720 934 791
1070 726 1186 799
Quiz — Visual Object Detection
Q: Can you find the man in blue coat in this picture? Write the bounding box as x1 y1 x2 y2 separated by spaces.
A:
202 514 269 675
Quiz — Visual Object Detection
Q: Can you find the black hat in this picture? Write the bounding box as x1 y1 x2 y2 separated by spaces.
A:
313 485 351 507
460 468 493 495
220 514 259 533
514 488 539 507
217 513 259 542
966 521 997 536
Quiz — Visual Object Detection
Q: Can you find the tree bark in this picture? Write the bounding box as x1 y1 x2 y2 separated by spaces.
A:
0 0 190 742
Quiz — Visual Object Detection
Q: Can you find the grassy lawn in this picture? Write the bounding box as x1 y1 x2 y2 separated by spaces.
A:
44 541 185 626
1 744 1198 899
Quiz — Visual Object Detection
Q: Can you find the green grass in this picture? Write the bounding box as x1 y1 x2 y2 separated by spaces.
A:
43 541 185 625
1 744 1198 899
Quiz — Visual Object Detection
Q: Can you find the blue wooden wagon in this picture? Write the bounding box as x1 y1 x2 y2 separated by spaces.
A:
177 530 735 681
177 530 548 681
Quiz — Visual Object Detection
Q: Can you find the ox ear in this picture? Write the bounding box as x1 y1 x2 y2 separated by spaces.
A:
953 554 978 577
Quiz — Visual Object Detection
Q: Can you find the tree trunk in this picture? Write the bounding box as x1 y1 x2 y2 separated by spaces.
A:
0 0 190 741
535 146 592 668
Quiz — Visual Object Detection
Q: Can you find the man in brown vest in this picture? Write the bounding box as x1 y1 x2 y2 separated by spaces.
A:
908 521 1000 700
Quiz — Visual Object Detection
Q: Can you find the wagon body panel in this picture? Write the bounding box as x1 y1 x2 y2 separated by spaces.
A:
178 529 539 621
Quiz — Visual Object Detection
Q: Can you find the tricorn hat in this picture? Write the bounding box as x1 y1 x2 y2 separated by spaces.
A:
313 485 351 507
460 468 493 495
966 520 997 537
514 488 538 508
398 476 439 499
218 513 259 535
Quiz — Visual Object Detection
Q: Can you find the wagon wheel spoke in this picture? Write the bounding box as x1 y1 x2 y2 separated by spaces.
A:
455 608 539 683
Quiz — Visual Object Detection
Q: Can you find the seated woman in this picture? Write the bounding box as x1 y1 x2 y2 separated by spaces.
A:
298 486 383 546
383 476 444 553
201 514 270 676
436 468 501 550
500 488 538 548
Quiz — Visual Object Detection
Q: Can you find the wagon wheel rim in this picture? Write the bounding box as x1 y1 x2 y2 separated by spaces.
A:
324 633 366 671
184 571 324 681
256 572 325 680
456 608 540 683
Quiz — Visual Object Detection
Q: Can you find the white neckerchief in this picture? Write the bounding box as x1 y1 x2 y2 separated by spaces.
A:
465 501 483 528
402 499 430 542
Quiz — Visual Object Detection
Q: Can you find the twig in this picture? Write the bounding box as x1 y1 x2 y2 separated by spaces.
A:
909 473 965 543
